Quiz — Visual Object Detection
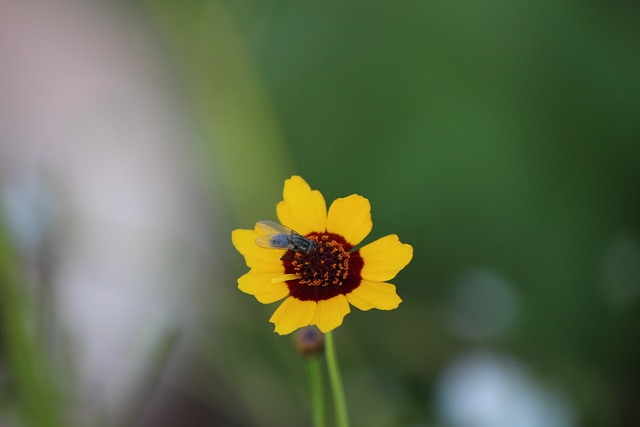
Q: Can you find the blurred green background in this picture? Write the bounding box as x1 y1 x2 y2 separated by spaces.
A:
1 0 639 426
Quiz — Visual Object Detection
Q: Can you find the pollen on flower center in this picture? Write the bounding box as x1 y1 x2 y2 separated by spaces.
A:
292 235 350 287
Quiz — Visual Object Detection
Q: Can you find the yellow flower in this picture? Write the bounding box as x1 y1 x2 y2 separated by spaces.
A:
231 176 413 335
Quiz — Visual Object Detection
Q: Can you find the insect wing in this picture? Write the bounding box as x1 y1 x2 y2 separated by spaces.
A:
255 220 294 249
255 234 277 249
256 220 293 236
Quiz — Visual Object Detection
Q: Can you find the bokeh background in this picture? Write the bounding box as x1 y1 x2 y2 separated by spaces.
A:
1 1 639 426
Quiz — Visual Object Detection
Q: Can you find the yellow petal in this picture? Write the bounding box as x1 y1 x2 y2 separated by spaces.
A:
238 271 290 304
346 280 402 311
276 176 327 236
359 234 413 281
232 229 283 271
326 195 372 247
271 274 298 284
312 295 351 333
269 297 317 335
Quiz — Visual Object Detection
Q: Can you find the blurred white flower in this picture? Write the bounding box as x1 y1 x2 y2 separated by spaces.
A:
437 351 576 427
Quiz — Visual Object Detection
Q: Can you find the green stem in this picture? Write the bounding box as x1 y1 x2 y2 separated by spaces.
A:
325 331 350 427
305 356 326 427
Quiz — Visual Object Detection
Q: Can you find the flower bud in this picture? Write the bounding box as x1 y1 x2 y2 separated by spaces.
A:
293 326 325 357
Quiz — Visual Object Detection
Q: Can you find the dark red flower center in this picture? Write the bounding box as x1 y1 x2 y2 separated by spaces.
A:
295 235 349 287
283 233 363 301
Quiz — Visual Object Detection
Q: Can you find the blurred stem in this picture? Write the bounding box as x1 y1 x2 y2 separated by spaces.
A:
0 222 62 427
305 356 326 427
325 331 350 427
140 0 294 224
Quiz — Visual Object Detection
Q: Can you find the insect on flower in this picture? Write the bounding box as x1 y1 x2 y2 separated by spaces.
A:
255 220 317 256
232 176 412 335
